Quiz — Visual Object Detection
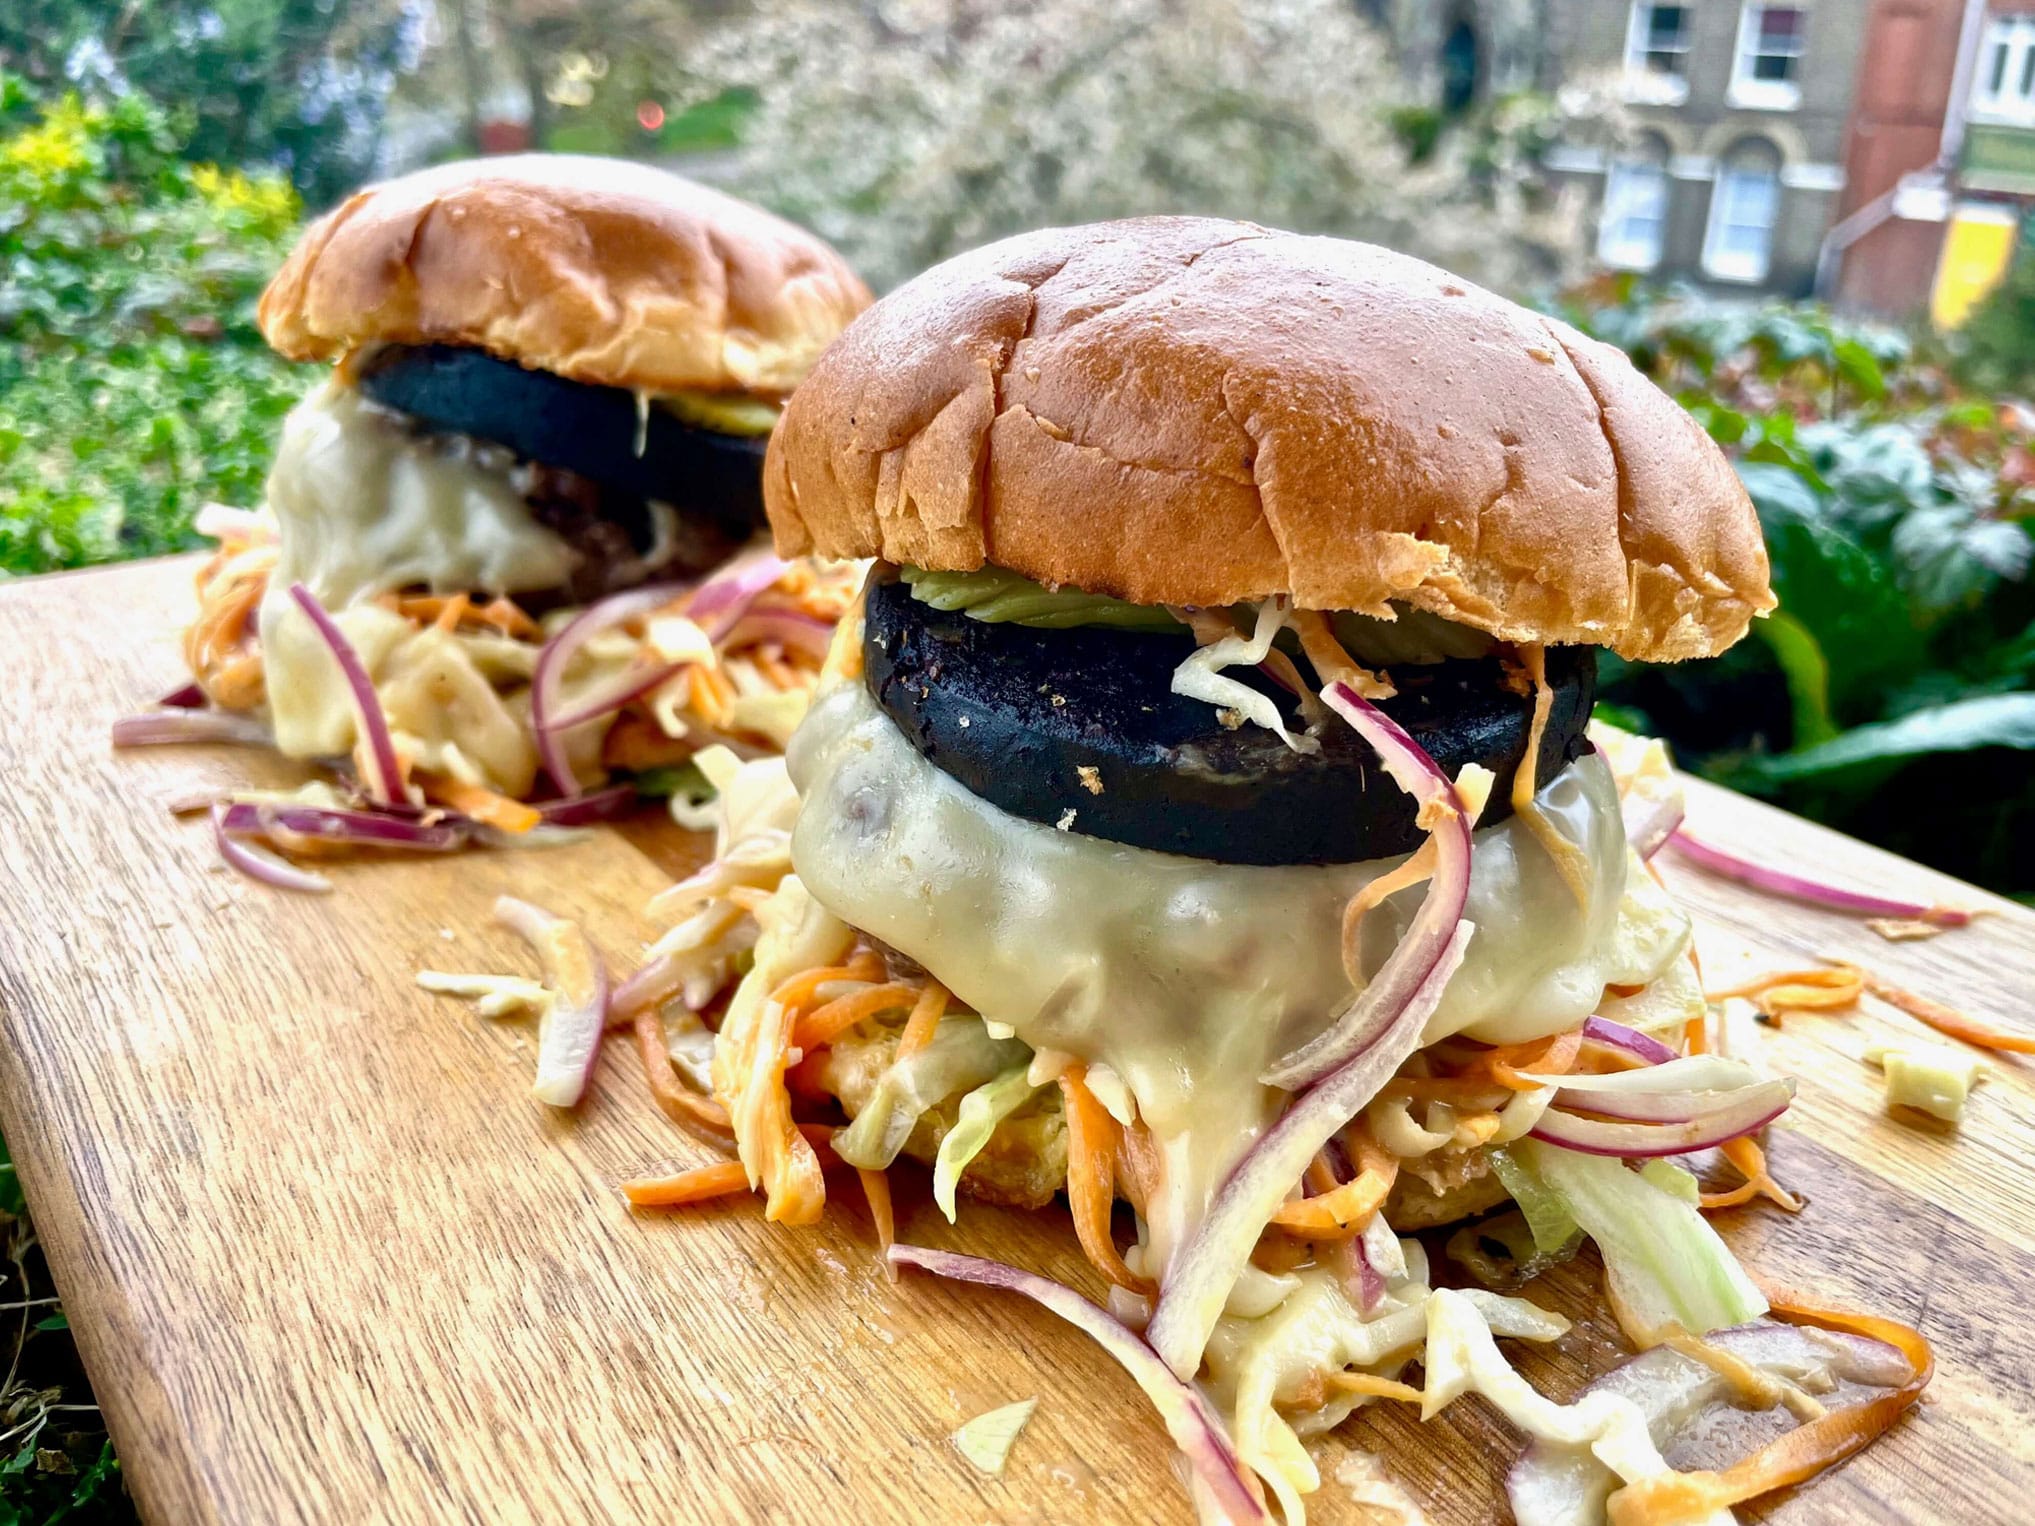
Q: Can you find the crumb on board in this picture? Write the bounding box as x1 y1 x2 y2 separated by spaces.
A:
1077 765 1103 795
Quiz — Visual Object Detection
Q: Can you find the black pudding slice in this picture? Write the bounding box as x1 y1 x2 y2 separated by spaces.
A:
356 345 770 545
862 568 1595 867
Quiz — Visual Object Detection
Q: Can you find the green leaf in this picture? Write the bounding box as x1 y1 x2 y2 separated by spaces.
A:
1743 693 2035 781
32 1313 67 1333
1833 335 1887 401
1753 608 1838 747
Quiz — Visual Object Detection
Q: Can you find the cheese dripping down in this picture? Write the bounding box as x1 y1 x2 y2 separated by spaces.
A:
786 674 1692 1283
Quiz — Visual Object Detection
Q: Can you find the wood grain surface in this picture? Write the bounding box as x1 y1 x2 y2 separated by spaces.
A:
1 555 2031 1526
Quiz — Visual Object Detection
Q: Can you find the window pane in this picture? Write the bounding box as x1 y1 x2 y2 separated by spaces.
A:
1991 39 2011 96
2020 42 2035 99
1650 5 1689 47
1759 7 1804 46
1754 51 1796 80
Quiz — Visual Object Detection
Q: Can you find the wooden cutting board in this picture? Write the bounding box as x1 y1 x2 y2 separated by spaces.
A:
2 555 2032 1526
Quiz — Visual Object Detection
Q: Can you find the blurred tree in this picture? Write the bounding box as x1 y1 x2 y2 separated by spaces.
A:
1956 221 2035 398
668 0 1620 293
0 0 424 203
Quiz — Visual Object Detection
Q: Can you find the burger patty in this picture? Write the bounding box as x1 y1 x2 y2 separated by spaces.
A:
862 566 1595 866
357 344 770 545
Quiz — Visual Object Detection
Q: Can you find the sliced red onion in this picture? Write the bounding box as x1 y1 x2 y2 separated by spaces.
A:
1622 791 1684 862
1523 1055 1757 1096
216 801 469 852
112 710 272 747
212 804 331 893
159 681 207 709
494 895 609 1108
1668 828 1971 927
286 583 405 805
531 583 693 797
1551 1083 1787 1127
1148 922 1475 1380
688 552 789 637
544 660 683 734
1508 1318 1914 1526
716 607 835 660
608 955 681 1026
1581 1014 1680 1066
1260 681 1473 1090
1527 1079 1794 1157
887 1244 1270 1525
534 784 640 827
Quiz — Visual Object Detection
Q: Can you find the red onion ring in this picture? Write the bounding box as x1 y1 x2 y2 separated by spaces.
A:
113 710 271 747
544 661 683 733
217 801 468 852
1668 828 1971 926
1260 681 1473 1089
1147 922 1474 1380
212 804 332 893
1580 1014 1679 1066
1622 791 1685 862
534 784 640 827
530 583 691 798
1528 1081 1793 1157
286 583 405 806
888 1244 1270 1524
688 552 790 638
158 682 207 709
715 608 834 660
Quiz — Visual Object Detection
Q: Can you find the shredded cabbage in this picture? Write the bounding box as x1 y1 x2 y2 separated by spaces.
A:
901 564 1183 631
951 1397 1038 1475
933 1065 1041 1222
1488 1147 1580 1254
833 1017 1030 1171
1512 1139 1767 1341
1170 597 1319 754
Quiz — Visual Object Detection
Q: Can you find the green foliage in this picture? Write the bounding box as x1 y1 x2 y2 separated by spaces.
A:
0 1 418 204
0 76 311 578
1562 279 2035 896
1954 218 2035 397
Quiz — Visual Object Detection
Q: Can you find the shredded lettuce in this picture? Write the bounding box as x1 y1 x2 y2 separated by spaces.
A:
1170 597 1319 754
834 1016 1030 1171
1638 1159 1701 1205
933 1065 1041 1222
1488 1146 1581 1254
901 564 1184 632
1512 1139 1766 1339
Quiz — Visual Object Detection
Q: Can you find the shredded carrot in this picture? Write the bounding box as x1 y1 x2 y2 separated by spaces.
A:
894 981 950 1060
621 1159 752 1207
1325 1370 1424 1403
768 952 885 1014
1270 1131 1398 1239
1481 1026 1585 1091
1701 1136 1803 1214
476 595 539 639
1289 609 1395 699
791 982 917 1051
1058 1066 1154 1294
1339 839 1437 985
1605 1299 1931 1526
416 773 541 834
1849 964 2035 1054
633 1011 734 1144
434 592 470 633
1709 965 1863 1022
1514 644 1593 910
857 1168 896 1274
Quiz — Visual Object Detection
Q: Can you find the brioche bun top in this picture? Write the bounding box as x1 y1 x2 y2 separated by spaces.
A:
259 155 871 397
764 217 1771 661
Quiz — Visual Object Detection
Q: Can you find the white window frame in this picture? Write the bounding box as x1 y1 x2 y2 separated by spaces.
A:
1623 2 1693 104
1702 160 1782 282
1728 3 1808 111
1598 160 1671 270
1970 14 2035 127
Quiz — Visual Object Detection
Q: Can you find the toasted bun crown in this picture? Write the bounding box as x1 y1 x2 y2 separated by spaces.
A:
766 218 1771 661
259 155 871 396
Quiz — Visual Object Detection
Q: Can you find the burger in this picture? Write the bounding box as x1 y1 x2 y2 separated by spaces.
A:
625 219 1930 1522
166 155 869 845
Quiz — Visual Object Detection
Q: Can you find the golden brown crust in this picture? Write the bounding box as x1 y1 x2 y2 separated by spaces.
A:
765 217 1772 661
259 155 871 396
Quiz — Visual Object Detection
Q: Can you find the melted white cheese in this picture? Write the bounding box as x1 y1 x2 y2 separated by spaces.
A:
787 679 1690 1275
256 378 580 763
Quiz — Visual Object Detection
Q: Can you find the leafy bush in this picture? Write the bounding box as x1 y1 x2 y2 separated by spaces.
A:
0 76 311 577
1562 277 2035 897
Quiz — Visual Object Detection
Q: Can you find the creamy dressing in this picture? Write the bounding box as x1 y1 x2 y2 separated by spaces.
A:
787 678 1691 1278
